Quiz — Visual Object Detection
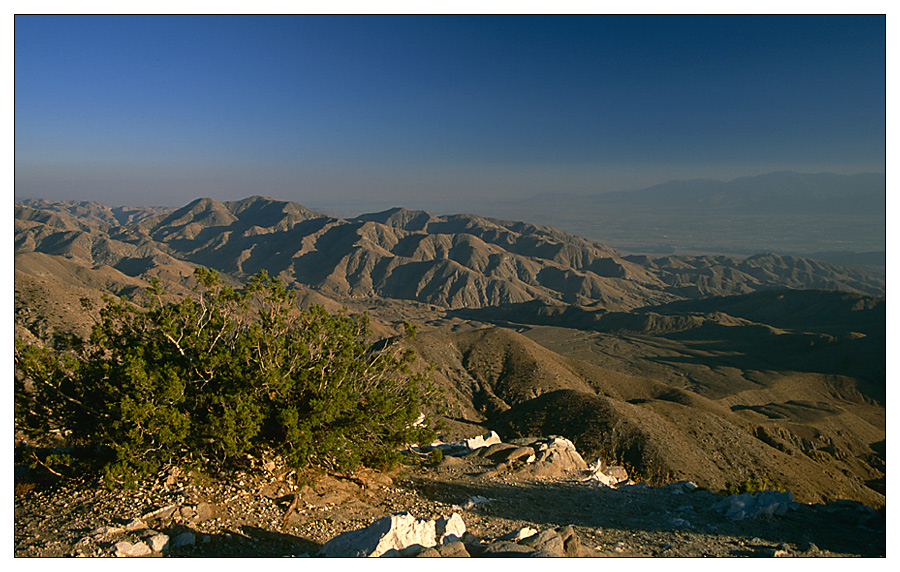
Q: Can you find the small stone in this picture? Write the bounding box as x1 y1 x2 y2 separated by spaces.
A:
477 442 518 458
498 526 538 542
489 445 536 464
195 502 215 522
480 541 537 556
562 533 583 557
461 532 482 547
93 525 123 536
437 541 470 557
460 431 502 450
436 513 466 543
148 534 169 553
604 465 629 483
171 532 195 549
124 518 147 531
555 525 575 542
461 496 491 510
142 505 177 521
672 480 698 492
114 540 151 557
520 529 564 556
619 482 650 490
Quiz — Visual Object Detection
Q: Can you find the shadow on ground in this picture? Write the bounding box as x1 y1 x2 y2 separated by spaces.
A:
402 475 886 557
166 524 321 557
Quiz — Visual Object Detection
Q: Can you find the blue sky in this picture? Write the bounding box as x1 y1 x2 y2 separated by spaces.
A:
14 14 887 209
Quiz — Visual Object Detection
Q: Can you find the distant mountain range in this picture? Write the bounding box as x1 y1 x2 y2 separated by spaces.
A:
536 171 885 215
15 195 884 313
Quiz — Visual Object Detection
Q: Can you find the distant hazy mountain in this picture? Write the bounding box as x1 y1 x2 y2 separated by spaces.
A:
486 171 884 258
587 171 885 216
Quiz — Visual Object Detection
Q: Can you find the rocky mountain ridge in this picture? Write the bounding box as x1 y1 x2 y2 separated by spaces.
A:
15 196 884 314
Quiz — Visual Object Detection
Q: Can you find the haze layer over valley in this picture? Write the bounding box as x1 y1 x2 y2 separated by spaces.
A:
465 171 885 270
14 194 885 511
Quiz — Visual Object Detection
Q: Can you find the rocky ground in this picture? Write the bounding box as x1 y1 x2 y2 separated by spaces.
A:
14 436 886 558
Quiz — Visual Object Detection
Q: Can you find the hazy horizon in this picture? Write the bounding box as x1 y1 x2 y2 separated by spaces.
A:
13 167 887 212
14 15 886 211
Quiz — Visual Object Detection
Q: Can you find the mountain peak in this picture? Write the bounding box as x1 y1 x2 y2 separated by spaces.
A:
353 207 438 231
225 196 329 224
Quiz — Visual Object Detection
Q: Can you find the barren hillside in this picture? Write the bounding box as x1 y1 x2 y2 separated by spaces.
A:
13 196 885 510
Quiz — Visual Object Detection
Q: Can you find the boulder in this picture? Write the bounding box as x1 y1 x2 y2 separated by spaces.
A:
527 436 587 478
490 446 536 464
474 442 519 458
319 511 466 557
